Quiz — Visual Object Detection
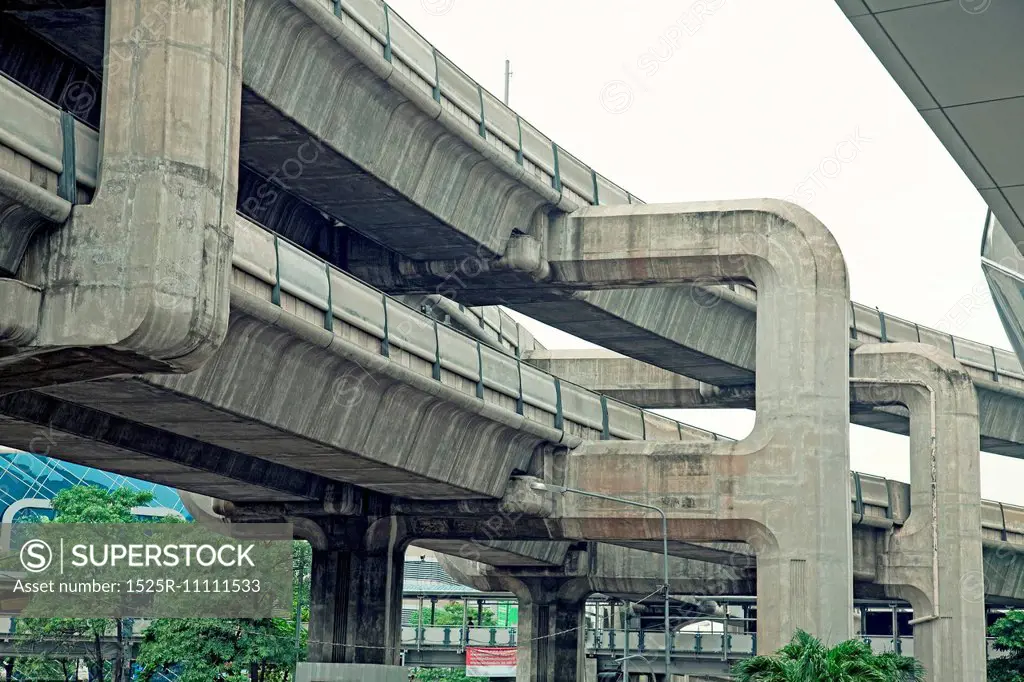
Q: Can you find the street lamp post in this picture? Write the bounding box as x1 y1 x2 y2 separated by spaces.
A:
530 482 672 679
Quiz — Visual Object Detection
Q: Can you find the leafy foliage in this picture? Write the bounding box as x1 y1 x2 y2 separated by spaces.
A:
136 618 299 682
408 602 497 627
17 485 169 682
988 610 1024 682
412 667 485 682
11 486 306 682
731 629 925 681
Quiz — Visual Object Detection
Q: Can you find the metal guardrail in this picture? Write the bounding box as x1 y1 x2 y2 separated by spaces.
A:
316 0 639 212
396 627 1010 661
233 213 727 444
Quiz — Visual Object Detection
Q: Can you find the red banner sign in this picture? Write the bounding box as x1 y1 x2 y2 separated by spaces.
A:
466 647 517 677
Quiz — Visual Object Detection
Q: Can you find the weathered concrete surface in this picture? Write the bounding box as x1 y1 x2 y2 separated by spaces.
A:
440 545 755 602
851 343 986 681
306 518 410 668
239 0 556 263
2 0 244 386
542 200 853 649
512 579 586 682
524 349 754 409
0 295 554 500
525 346 1024 459
0 396 326 502
295 663 407 682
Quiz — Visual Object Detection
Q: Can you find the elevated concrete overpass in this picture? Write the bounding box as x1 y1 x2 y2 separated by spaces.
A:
0 1 1010 679
5 0 1020 417
5 63 1024 465
0 73 729 503
5 0 1024 456
435 471 1024 602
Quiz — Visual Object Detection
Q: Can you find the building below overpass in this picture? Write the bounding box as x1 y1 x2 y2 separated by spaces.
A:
0 448 188 523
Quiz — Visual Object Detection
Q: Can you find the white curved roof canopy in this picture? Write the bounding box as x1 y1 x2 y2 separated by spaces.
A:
838 0 1024 241
839 1 1024 362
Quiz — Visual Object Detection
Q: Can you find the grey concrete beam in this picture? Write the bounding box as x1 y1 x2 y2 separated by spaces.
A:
523 349 753 409
527 347 1024 458
239 0 554 262
412 540 573 569
36 297 552 500
851 344 986 680
544 200 853 649
0 389 335 502
438 546 756 604
2 0 244 386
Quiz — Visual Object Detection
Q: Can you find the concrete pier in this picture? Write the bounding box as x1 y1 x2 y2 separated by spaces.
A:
852 344 986 680
305 519 409 670
547 200 854 650
511 579 587 682
5 0 244 385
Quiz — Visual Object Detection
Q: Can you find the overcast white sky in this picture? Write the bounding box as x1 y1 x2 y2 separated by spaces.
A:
388 0 1024 504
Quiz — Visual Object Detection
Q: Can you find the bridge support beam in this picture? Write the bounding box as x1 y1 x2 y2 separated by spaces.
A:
299 519 409 681
851 344 986 681
509 579 586 682
547 200 853 651
2 0 243 386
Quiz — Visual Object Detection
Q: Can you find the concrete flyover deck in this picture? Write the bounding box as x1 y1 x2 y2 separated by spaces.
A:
437 470 1024 604
0 73 727 504
7 0 1024 461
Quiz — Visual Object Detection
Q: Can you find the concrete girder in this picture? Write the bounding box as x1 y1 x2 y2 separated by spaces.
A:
2 0 243 385
541 200 853 650
439 545 756 605
239 0 554 262
25 295 555 500
523 346 1024 459
851 343 986 681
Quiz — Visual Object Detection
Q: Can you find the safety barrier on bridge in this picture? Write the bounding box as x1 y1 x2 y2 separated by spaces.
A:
396 627 1010 661
850 470 1024 544
4 58 1024 411
315 0 640 211
232 215 727 444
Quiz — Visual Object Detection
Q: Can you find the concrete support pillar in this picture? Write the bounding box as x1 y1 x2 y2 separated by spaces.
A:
513 580 586 682
299 518 409 681
550 200 853 651
307 546 406 666
22 0 243 373
852 344 986 681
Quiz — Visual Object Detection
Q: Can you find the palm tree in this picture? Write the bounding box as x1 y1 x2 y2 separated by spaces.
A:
732 629 925 681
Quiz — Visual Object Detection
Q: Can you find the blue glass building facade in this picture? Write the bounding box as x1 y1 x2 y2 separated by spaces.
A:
0 449 188 523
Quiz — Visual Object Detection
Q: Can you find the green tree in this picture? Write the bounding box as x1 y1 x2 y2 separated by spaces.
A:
412 667 484 682
136 617 298 682
988 610 1024 681
7 656 78 681
408 602 497 626
136 540 308 681
731 629 924 681
17 485 169 682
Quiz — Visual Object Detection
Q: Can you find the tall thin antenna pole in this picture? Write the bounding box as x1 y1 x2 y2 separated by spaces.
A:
501 58 509 104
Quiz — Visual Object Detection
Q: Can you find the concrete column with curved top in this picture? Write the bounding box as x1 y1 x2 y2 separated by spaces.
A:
506 578 586 682
546 199 853 650
851 343 985 681
14 0 243 377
